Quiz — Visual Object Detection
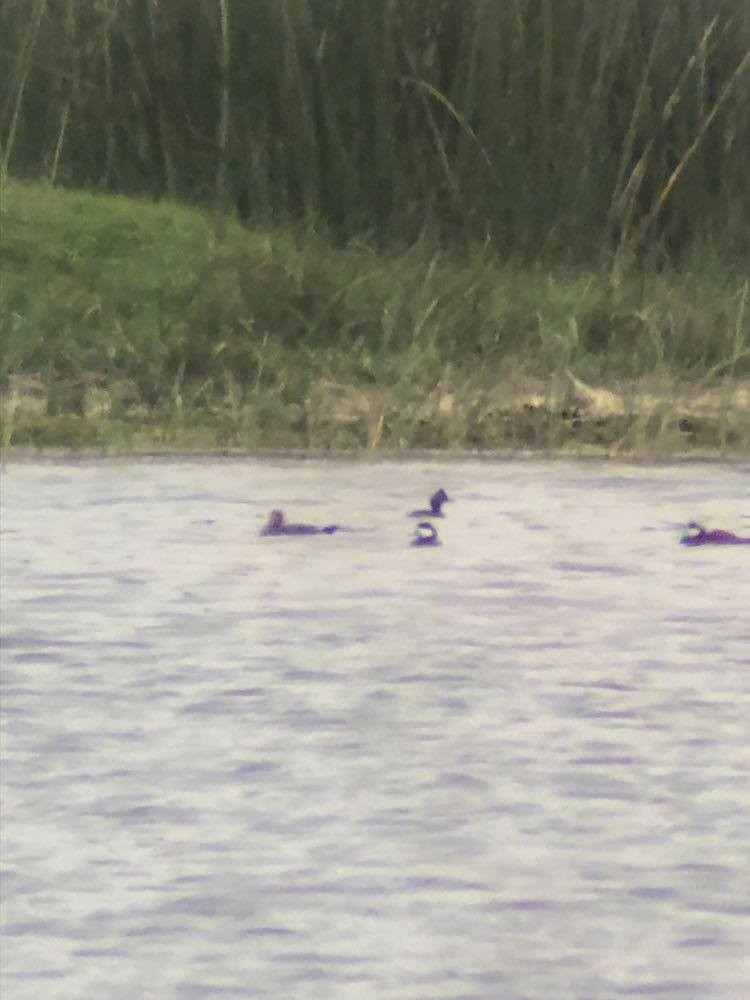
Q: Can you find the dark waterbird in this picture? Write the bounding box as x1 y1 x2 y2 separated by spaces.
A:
411 522 441 547
408 488 451 518
261 510 340 537
680 522 750 546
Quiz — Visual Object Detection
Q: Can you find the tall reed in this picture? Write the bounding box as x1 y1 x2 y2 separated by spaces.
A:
1 0 749 264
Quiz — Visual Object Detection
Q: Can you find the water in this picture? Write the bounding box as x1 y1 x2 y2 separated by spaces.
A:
1 457 749 999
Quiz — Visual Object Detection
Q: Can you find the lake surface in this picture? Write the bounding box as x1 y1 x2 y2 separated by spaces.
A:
1 457 749 999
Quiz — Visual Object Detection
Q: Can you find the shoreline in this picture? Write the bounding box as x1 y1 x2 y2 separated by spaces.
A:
4 443 749 467
3 181 749 460
4 369 749 460
4 372 749 461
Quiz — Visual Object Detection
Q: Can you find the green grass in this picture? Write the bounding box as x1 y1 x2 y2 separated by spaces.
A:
2 180 749 455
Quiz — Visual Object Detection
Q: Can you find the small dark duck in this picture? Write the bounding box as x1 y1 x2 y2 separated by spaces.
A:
261 509 339 537
408 488 451 518
680 522 750 546
411 522 440 547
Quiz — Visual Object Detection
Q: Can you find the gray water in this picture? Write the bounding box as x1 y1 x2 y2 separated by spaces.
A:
1 457 749 1000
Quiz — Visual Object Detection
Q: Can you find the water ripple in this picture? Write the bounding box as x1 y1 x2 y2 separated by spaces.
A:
2 457 749 999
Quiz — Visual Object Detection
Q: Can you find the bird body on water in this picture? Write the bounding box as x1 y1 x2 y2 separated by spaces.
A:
680 522 750 546
411 522 441 547
261 510 339 536
408 488 451 518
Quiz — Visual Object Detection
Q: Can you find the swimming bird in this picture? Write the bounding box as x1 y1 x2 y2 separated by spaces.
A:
680 522 750 546
411 521 441 547
261 510 339 536
408 488 451 518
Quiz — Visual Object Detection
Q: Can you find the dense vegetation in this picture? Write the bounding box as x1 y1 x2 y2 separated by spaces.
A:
2 181 748 453
2 0 749 264
1 2 749 453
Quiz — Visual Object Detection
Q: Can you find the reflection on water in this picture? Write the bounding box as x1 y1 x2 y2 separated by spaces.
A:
1 458 749 998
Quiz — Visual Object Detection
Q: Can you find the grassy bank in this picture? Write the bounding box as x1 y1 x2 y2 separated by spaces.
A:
2 181 749 455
